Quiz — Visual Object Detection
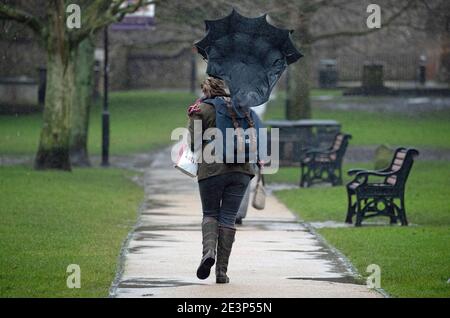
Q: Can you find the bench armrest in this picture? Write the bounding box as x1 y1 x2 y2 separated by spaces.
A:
355 170 396 178
301 149 336 164
305 149 334 156
348 169 397 186
348 168 367 176
348 168 394 176
305 147 326 153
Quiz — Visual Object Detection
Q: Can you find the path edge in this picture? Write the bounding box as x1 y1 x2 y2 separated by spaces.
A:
270 195 390 298
108 151 162 297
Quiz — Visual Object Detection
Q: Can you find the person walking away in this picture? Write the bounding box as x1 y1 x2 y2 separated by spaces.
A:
187 77 259 283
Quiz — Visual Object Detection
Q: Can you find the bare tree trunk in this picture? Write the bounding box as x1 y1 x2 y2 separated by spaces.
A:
34 4 73 171
2 0 154 171
70 37 95 167
34 48 74 170
287 43 312 119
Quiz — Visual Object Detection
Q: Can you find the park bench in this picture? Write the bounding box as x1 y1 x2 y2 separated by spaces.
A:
345 147 419 226
299 133 351 187
264 119 341 166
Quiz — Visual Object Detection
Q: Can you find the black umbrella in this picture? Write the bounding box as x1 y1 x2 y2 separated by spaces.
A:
195 9 302 110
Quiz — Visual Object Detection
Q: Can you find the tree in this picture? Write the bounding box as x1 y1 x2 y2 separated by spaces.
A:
0 0 156 170
264 0 421 119
157 0 421 119
70 36 95 167
422 0 450 84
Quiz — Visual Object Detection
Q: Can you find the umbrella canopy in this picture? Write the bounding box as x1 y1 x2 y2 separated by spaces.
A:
195 9 302 109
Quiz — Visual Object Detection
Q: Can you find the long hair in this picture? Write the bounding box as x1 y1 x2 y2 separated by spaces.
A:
201 77 230 98
201 77 256 153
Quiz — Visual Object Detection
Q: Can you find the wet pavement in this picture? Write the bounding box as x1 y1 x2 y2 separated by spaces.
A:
110 148 381 298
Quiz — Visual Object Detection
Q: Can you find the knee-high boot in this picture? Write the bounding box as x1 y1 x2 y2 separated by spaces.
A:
215 226 236 284
196 217 218 280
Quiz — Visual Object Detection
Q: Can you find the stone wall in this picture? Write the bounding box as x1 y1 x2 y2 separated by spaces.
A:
0 26 445 92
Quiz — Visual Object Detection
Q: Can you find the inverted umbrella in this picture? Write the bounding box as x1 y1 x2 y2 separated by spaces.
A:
195 9 302 110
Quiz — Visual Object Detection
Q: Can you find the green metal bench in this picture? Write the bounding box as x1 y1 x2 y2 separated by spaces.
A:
345 147 419 226
299 133 351 187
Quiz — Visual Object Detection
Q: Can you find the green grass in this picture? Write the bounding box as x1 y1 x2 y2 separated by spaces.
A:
2 89 449 297
319 226 450 298
0 90 195 155
0 90 192 297
269 161 450 297
0 166 143 297
265 94 450 149
3 89 450 153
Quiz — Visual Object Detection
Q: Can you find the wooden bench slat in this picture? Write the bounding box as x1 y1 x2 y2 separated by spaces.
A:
346 148 419 227
300 133 351 187
386 176 397 185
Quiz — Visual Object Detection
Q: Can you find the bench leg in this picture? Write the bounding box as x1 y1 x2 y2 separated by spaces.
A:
299 165 304 187
333 167 343 186
313 166 321 184
345 192 354 224
326 166 340 187
330 169 337 186
300 165 309 187
399 196 408 226
389 209 397 225
386 198 396 224
355 198 364 227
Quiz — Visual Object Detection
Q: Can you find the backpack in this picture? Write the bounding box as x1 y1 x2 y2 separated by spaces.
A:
202 96 263 164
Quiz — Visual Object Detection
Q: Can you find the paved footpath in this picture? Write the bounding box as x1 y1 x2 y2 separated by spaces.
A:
111 149 381 298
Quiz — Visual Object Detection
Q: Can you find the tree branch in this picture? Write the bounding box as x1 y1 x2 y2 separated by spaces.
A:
71 0 158 44
0 3 44 37
311 0 418 43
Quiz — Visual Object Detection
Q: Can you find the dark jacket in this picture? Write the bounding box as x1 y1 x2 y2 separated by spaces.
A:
188 102 256 181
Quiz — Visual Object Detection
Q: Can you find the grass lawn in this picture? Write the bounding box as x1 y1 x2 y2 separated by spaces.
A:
0 90 194 297
0 166 143 297
268 161 450 297
0 90 195 155
3 89 449 154
0 91 186 297
1 89 449 297
265 93 450 149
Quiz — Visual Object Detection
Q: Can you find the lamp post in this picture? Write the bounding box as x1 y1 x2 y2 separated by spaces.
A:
190 52 197 93
285 67 290 119
101 3 155 166
102 26 110 167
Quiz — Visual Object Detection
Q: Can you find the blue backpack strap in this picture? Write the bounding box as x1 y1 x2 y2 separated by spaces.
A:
203 97 263 127
204 97 251 119
202 96 225 107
